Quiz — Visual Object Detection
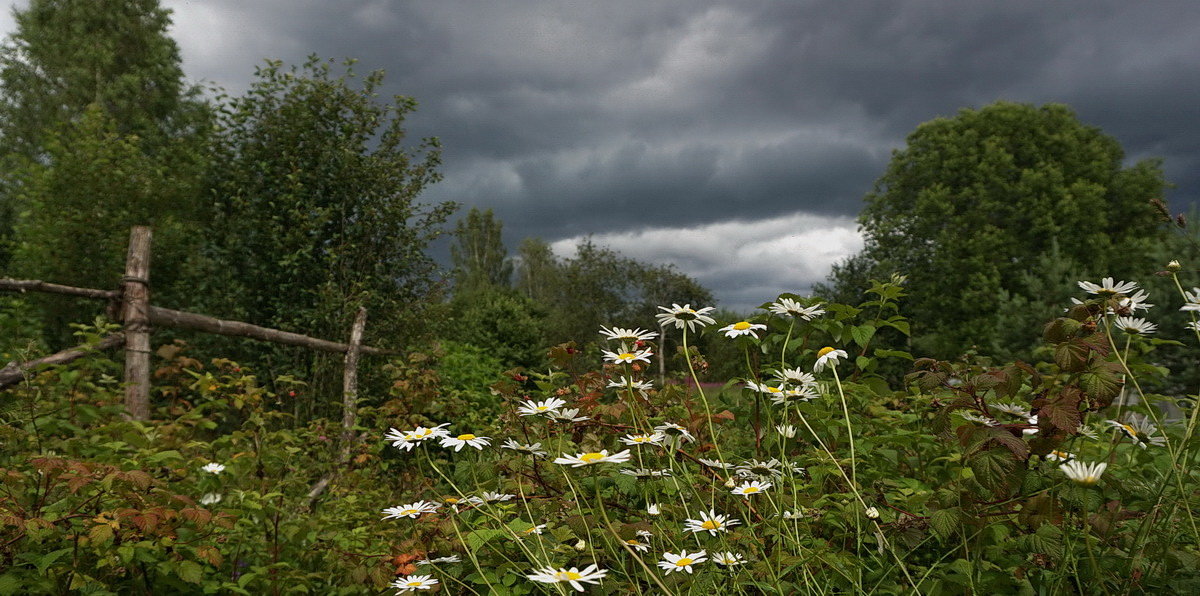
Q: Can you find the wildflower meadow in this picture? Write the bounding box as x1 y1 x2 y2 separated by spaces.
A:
6 264 1199 594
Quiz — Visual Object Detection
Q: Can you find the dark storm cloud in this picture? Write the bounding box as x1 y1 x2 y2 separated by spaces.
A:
60 0 1200 306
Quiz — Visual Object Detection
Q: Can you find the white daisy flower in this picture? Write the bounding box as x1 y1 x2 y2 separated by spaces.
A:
990 402 1031 417
654 422 695 443
1182 287 1200 311
1112 316 1157 335
1078 277 1139 297
623 537 651 552
683 509 741 536
1188 321 1200 333
746 380 786 395
1107 414 1167 448
1119 289 1153 312
813 346 849 372
1045 450 1074 462
500 438 548 457
382 500 440 520
698 458 735 470
646 503 662 515
553 449 633 467
201 463 225 474
390 575 438 593
957 411 1000 427
1023 415 1039 436
416 554 462 565
768 297 826 320
658 550 707 574
519 524 547 537
731 480 772 498
385 423 451 451
481 491 515 502
517 398 567 416
773 367 817 387
199 493 222 505
769 385 818 406
442 495 483 511
736 458 784 479
1060 460 1107 485
655 303 717 331
599 326 659 342
712 551 746 567
602 347 653 365
549 408 590 423
1077 424 1100 440
718 320 767 339
620 432 665 446
620 468 672 478
526 564 608 592
440 433 492 451
607 376 654 396
776 424 797 438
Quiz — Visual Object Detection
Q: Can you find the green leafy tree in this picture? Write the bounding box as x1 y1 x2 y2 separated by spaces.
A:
825 101 1166 357
450 208 512 295
186 57 454 404
0 0 209 340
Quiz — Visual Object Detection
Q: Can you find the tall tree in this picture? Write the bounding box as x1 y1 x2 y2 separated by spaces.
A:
824 101 1166 357
0 0 209 341
450 208 512 294
187 57 454 403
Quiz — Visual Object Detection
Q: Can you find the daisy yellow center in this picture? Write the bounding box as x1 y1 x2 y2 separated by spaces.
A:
700 520 722 530
445 498 459 504
557 571 583 580
406 581 423 587
634 436 649 442
675 558 694 567
1053 451 1069 459
580 452 606 462
817 346 836 357
1122 425 1136 436
733 321 751 330
399 509 418 516
535 405 549 410
626 539 641 545
457 434 476 441
618 352 635 360
766 386 781 393
743 486 760 493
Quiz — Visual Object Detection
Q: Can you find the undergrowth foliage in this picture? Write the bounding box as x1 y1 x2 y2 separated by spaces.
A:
2 268 1200 593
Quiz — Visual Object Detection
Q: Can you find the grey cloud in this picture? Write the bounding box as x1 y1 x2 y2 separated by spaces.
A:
141 1 1200 302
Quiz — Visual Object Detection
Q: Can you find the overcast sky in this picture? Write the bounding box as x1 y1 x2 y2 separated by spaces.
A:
6 1 1200 310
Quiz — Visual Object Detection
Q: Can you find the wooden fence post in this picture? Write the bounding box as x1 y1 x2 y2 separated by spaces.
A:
121 226 153 420
339 307 368 463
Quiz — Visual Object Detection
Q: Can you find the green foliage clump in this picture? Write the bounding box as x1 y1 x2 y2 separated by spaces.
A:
823 101 1168 359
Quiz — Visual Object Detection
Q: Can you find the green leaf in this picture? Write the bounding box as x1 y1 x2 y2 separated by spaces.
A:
177 560 203 584
930 507 964 541
851 324 876 347
874 349 913 361
35 548 71 575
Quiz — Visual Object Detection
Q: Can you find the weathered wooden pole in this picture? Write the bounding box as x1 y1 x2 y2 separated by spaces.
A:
120 227 153 420
339 307 368 463
0 333 125 390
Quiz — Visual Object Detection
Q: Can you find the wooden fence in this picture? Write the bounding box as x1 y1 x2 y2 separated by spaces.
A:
0 226 393 428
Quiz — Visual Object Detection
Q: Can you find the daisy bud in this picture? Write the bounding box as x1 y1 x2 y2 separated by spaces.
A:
1168 260 1182 272
865 506 880 520
647 503 661 516
573 539 587 551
